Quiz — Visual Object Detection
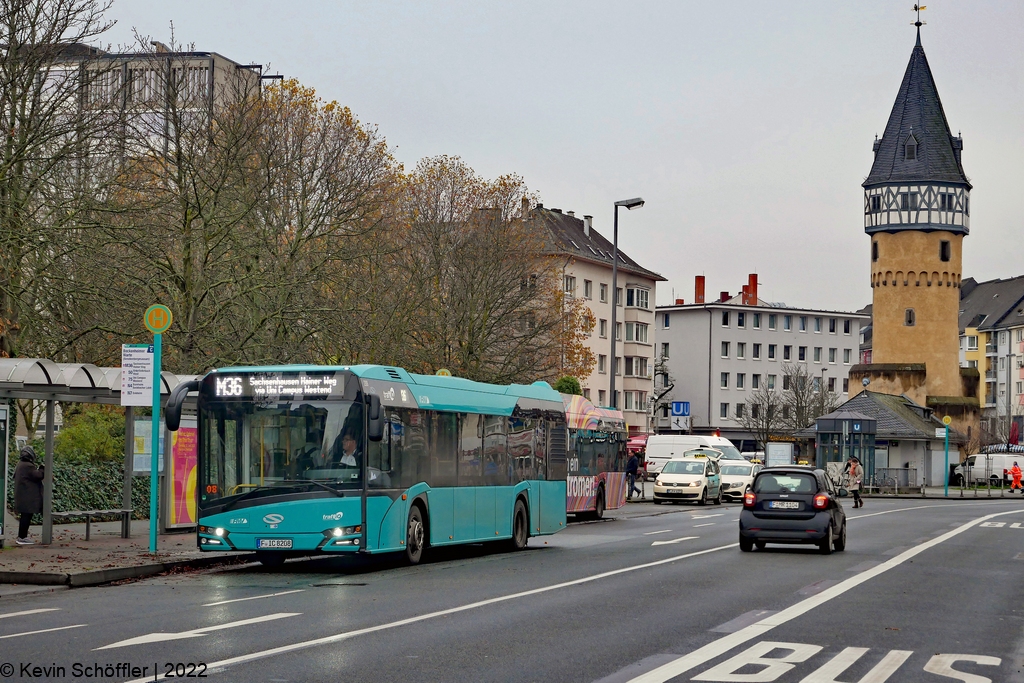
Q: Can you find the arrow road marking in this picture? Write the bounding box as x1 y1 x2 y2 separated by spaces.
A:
0 624 86 640
202 590 305 607
0 608 59 620
651 536 699 546
95 613 300 650
643 529 674 536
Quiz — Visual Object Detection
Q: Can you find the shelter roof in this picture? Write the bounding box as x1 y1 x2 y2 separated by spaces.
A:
0 358 195 405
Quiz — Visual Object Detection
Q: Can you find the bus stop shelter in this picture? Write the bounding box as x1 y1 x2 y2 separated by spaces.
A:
0 358 197 545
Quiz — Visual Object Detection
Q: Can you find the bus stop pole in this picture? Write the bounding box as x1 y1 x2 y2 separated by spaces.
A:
42 400 55 545
150 334 162 553
943 425 949 498
123 406 134 538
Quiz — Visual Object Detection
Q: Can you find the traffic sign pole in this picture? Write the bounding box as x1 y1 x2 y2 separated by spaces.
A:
143 304 173 554
942 415 952 498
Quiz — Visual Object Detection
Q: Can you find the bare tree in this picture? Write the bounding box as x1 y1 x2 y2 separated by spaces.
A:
780 363 840 433
649 353 675 430
740 384 786 450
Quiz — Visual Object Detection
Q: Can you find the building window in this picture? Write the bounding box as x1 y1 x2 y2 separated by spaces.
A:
843 378 849 393
784 315 792 331
615 357 621 376
870 195 881 213
783 405 791 419
844 319 851 335
872 241 879 262
752 374 760 390
1018 381 1023 395
583 279 593 299
905 137 917 160
784 345 792 361
905 308 916 327
599 319 608 338
721 372 729 389
598 390 606 405
737 312 746 328
799 346 807 362
663 313 670 328
735 403 744 419
967 336 978 350
615 288 622 306
737 342 745 359
814 347 822 363
600 283 608 303
900 192 919 210
624 391 635 411
829 318 836 334
844 349 851 364
722 341 730 358
616 322 622 341
661 342 670 359
768 344 777 360
753 313 761 329
800 316 807 332
720 403 729 419
783 375 791 391
624 322 649 343
626 288 650 310
814 317 822 333
752 404 761 419
583 388 591 400
965 197 969 216
753 343 761 360
736 373 745 389
940 241 951 262
598 355 607 373
563 275 576 296
768 314 777 330
722 311 730 327
940 193 954 211
828 377 836 392
767 374 776 390
829 348 837 364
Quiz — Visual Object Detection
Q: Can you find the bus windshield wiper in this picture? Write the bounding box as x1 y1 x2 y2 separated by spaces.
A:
301 480 344 498
221 483 306 512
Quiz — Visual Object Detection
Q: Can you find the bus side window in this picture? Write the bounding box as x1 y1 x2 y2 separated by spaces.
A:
547 420 568 480
534 420 546 480
459 414 483 486
431 412 458 487
483 415 508 486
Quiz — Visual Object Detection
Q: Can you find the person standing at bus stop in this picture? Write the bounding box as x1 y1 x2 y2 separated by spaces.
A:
14 446 44 545
844 456 863 509
1011 462 1023 493
626 452 641 500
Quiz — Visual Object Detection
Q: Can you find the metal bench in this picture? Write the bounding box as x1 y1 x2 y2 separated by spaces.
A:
50 509 133 540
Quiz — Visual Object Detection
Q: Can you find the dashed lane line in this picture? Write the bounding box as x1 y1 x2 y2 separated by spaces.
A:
0 624 85 640
0 608 59 620
202 590 306 607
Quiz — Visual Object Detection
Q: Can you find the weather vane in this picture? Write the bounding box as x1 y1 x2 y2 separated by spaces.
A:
912 4 927 28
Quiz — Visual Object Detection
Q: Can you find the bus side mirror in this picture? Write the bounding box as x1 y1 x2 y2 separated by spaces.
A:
367 394 383 442
166 379 200 431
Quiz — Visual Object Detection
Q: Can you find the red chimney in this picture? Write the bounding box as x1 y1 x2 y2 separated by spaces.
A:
748 273 758 305
695 276 706 304
675 298 685 305
741 285 750 305
719 291 729 303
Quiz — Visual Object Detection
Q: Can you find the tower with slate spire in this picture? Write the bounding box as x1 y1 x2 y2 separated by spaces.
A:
861 25 971 402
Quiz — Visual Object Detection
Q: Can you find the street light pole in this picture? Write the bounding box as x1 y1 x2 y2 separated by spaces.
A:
609 197 644 409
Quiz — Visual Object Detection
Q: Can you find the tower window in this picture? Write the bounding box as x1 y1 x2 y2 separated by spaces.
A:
905 136 917 160
905 308 916 327
940 240 951 262
940 193 954 211
872 241 879 262
900 193 919 210
870 195 881 213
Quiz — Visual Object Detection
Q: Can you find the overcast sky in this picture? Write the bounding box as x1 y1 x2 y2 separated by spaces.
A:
101 1 1024 312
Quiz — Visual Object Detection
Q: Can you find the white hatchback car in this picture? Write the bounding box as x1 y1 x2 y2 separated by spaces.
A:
719 461 762 502
653 457 723 505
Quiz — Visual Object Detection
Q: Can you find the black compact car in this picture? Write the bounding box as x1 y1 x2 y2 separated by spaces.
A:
738 466 847 554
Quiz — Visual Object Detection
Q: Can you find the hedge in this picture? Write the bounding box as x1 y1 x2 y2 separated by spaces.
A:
6 459 152 522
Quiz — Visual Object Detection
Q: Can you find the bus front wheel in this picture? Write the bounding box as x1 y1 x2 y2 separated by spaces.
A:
509 499 529 551
405 505 427 565
593 489 605 520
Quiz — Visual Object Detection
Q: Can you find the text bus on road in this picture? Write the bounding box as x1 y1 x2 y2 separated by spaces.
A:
562 394 628 519
165 365 568 565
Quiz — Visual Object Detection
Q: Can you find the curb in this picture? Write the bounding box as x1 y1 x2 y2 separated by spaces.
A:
0 553 256 588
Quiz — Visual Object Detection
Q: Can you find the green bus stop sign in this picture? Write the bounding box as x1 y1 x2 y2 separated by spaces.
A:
144 305 173 334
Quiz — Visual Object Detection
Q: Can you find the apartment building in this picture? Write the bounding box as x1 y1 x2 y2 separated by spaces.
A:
655 276 869 450
529 205 665 434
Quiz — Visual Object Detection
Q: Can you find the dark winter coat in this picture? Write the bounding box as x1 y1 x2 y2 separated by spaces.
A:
626 454 639 475
14 450 44 515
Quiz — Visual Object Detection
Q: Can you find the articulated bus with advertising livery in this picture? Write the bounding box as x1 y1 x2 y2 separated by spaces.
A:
165 365 568 566
562 394 628 519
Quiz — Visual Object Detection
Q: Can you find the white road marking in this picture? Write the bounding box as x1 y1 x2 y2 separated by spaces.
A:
651 536 700 546
694 523 716 528
643 529 674 535
800 646 913 683
923 653 1001 681
97 613 300 650
625 507 1024 682
202 590 305 607
0 624 85 640
123 542 737 682
691 514 724 519
0 608 59 620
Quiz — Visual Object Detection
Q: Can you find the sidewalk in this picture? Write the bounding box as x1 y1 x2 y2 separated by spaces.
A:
1 509 252 587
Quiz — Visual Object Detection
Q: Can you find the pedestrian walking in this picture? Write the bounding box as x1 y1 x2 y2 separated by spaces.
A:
14 446 44 545
626 452 642 500
1011 462 1023 494
844 456 863 509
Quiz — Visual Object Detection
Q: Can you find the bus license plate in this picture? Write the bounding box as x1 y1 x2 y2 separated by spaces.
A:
257 538 292 549
769 501 800 509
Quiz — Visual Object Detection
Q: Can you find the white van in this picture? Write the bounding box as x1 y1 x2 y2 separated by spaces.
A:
954 453 1022 486
645 435 744 475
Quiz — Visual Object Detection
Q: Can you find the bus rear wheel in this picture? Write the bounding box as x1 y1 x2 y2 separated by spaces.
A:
405 505 426 565
508 499 529 551
593 489 606 520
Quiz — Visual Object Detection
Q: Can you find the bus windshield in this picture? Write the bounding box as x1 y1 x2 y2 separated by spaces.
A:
199 399 364 510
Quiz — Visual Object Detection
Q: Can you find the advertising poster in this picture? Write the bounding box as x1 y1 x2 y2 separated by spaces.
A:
168 418 198 527
133 418 165 473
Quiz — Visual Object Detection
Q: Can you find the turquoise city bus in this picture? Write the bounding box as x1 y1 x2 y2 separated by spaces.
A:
165 365 568 565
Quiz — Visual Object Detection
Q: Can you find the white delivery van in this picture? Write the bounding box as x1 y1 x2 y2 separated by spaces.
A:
954 453 1022 486
645 435 744 475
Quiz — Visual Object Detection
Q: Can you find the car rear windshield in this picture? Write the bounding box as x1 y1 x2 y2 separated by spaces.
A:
721 465 752 476
754 472 817 494
663 461 705 474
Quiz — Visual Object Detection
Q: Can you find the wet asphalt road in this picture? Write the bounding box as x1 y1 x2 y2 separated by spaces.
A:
2 497 1024 683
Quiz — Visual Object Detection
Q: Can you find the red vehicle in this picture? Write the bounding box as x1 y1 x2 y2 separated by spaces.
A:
562 394 628 519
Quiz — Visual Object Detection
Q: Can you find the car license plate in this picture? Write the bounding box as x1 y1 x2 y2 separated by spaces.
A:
769 501 800 509
256 538 292 549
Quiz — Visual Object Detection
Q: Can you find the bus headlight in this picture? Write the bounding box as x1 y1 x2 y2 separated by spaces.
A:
214 527 225 537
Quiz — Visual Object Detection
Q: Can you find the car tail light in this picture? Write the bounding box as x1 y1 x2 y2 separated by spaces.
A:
813 494 829 510
743 491 756 508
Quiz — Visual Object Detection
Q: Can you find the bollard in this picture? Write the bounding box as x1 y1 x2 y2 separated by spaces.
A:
1001 475 1005 498
921 484 926 498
